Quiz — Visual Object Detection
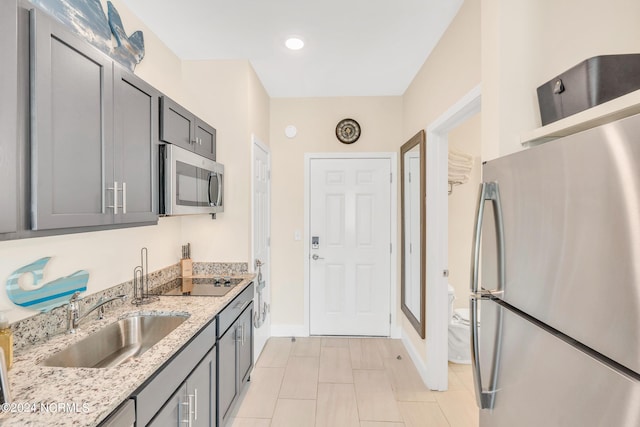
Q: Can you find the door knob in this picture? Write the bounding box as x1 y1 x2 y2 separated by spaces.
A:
312 254 324 260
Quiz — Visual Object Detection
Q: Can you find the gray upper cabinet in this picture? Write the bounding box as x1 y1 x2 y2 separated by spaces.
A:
30 8 157 231
0 0 19 234
113 67 159 224
194 120 216 160
160 96 216 160
30 7 114 230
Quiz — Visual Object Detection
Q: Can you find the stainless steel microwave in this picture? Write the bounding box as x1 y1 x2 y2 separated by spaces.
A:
159 144 224 216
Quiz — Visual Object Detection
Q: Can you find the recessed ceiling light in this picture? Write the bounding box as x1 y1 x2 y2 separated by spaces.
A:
285 37 304 50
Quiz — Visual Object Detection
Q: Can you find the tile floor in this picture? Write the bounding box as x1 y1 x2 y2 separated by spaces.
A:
228 337 479 427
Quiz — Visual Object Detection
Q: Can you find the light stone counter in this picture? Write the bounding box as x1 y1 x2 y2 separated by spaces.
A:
1 274 255 426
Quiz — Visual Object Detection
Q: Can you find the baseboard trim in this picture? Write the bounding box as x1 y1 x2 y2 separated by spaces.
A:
400 328 432 389
270 324 309 337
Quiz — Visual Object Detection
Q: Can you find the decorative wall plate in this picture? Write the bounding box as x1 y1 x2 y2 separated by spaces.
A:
336 118 361 144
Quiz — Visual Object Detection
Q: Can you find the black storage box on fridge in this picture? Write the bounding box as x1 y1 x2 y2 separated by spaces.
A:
537 54 640 126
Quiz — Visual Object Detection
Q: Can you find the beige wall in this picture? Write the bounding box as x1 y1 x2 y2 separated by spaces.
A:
448 113 481 310
180 60 270 263
482 0 640 159
108 0 185 103
269 97 403 328
402 0 480 139
0 1 269 323
400 0 481 359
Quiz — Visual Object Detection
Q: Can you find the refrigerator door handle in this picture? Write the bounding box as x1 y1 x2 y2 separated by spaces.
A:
470 293 502 410
471 181 505 295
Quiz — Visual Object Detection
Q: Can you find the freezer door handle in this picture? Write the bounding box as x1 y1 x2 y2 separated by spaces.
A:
470 293 502 410
470 182 505 294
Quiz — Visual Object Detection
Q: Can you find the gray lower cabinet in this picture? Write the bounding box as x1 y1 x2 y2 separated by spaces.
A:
217 289 254 426
0 0 18 234
237 307 253 385
132 320 216 426
29 7 157 231
160 96 216 160
98 400 135 427
149 349 215 427
217 321 239 424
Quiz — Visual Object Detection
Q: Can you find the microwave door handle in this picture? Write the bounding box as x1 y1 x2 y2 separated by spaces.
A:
216 172 222 207
207 172 214 206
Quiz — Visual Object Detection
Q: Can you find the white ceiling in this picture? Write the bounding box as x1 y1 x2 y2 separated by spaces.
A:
118 0 464 98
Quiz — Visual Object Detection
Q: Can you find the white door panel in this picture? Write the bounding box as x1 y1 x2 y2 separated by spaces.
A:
252 139 270 359
310 158 391 336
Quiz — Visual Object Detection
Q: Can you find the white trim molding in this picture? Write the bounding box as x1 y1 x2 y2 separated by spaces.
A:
421 84 481 390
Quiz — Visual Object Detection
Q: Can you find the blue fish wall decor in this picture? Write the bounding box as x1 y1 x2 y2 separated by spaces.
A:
6 257 89 312
31 0 145 70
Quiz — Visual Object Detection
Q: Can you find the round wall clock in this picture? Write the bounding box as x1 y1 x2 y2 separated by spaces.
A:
335 118 361 144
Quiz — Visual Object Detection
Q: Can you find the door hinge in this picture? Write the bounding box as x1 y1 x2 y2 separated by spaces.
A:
390 172 393 183
390 243 392 253
389 314 392 324
268 169 271 180
267 237 271 247
408 172 411 183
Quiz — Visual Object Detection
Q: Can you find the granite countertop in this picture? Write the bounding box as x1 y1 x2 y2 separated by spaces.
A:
1 274 256 426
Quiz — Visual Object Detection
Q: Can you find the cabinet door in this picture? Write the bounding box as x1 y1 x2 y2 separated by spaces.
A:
194 120 216 160
148 383 188 427
0 0 18 234
238 305 254 385
187 349 215 427
160 96 195 151
30 8 114 230
218 324 238 426
113 67 158 224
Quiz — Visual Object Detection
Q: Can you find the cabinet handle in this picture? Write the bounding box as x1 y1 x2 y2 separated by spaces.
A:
122 182 127 214
187 393 195 425
193 389 198 421
108 181 119 214
235 299 251 312
180 398 191 426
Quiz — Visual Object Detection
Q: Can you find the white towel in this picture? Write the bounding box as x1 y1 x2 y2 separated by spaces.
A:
448 149 473 186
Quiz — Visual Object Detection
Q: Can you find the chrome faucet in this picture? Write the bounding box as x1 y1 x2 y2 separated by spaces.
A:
67 292 128 334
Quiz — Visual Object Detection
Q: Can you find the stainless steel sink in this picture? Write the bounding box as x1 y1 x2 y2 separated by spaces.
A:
42 314 189 368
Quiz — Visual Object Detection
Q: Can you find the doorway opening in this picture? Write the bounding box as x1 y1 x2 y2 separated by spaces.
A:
401 85 481 390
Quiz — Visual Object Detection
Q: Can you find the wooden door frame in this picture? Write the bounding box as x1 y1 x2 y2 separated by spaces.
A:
304 153 399 338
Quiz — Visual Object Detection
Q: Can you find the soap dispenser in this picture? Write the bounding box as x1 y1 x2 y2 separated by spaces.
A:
0 312 13 370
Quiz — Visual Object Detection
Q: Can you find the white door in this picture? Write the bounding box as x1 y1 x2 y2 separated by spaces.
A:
252 138 270 360
309 158 392 336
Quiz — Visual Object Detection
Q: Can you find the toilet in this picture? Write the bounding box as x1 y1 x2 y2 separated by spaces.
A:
447 284 477 364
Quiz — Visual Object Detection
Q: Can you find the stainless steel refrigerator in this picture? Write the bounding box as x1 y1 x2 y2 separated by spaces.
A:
471 113 640 426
